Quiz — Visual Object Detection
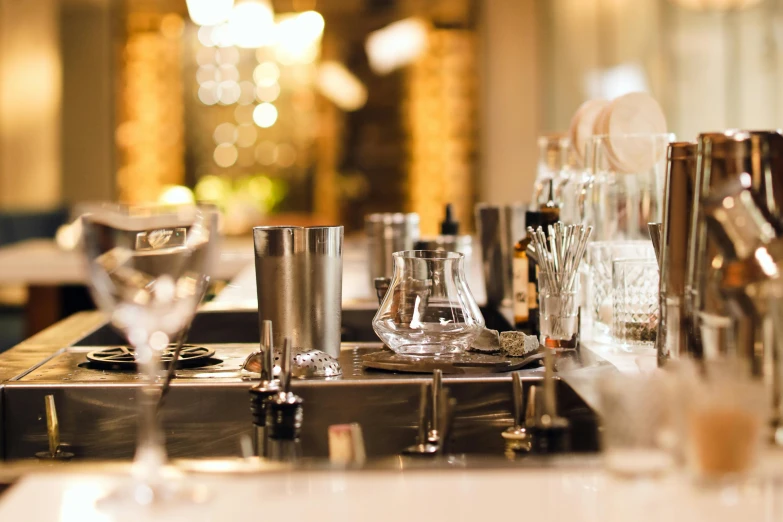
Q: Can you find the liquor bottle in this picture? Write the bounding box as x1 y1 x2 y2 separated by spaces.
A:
514 207 559 335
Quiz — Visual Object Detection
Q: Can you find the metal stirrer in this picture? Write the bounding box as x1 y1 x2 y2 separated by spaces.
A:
527 224 592 339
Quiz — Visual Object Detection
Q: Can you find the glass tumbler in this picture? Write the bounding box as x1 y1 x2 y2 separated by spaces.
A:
586 240 655 341
599 372 676 478
538 270 579 346
612 258 660 352
372 250 484 356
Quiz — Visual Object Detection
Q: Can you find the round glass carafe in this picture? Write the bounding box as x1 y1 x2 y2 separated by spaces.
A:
372 250 485 356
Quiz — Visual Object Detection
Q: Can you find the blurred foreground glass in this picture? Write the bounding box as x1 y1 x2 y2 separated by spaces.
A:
599 372 675 478
589 134 674 241
81 204 218 508
682 361 767 484
612 258 659 352
586 240 655 341
372 251 484 355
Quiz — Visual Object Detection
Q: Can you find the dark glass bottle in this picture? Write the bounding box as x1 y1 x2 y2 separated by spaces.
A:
514 208 560 335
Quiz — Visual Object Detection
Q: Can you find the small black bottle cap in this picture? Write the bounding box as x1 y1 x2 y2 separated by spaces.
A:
529 416 571 455
249 381 280 426
266 391 304 440
440 203 460 236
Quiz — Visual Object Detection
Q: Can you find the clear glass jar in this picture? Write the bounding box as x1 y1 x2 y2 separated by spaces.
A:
589 133 674 241
372 250 485 356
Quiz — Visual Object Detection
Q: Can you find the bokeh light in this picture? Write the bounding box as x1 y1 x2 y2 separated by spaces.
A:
227 0 275 48
194 175 229 202
196 65 216 84
236 123 258 147
255 83 280 102
213 122 238 144
275 11 324 64
158 184 195 205
218 81 241 104
214 143 238 167
198 81 219 105
160 14 185 39
253 62 280 86
252 103 278 128
218 64 239 82
186 0 234 26
215 46 240 65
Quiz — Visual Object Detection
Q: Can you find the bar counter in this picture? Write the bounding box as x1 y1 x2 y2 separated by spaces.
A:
1 459 782 521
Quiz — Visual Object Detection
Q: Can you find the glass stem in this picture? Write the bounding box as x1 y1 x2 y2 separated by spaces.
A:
133 338 166 487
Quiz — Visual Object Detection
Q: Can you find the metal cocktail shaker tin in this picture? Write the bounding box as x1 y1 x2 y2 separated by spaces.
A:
365 213 419 287
253 225 343 357
657 142 697 366
687 130 783 361
474 203 527 307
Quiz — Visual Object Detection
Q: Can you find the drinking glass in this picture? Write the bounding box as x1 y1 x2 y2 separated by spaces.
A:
682 360 767 484
80 203 218 508
538 269 579 347
612 258 660 352
599 372 676 478
586 241 655 342
372 250 484 355
589 134 674 241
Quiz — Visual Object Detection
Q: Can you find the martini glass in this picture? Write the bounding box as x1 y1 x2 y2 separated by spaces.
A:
80 203 218 509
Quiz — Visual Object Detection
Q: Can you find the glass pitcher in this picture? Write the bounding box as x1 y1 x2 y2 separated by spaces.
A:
372 250 485 355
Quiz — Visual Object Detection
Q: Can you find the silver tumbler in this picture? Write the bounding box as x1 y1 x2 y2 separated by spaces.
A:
474 203 526 307
657 142 697 366
365 213 419 286
253 226 343 357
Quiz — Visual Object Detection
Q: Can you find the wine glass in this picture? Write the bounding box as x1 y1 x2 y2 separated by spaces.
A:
80 203 218 509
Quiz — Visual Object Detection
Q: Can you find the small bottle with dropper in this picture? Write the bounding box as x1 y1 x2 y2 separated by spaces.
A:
414 203 473 259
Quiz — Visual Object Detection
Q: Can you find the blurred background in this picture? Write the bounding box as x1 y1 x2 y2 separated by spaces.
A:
0 0 781 347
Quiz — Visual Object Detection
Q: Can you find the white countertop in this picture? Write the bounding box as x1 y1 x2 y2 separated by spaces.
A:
1 465 780 521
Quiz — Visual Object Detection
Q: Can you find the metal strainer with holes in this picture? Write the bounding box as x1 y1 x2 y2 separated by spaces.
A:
242 348 342 379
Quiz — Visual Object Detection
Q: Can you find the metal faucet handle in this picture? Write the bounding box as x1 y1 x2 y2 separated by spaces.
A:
502 373 532 454
403 369 446 456
436 388 457 456
35 395 73 460
428 369 443 444
511 372 524 428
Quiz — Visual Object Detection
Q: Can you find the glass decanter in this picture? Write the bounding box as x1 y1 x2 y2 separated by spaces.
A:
372 250 484 355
